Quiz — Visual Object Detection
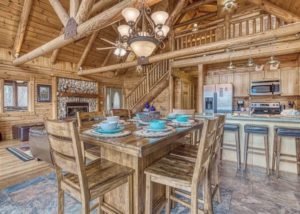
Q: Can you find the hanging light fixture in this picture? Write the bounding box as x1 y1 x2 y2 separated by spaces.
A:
227 49 236 70
119 0 169 60
267 56 280 65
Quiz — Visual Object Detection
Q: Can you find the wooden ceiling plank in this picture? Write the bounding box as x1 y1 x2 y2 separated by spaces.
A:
75 0 96 25
13 0 33 58
70 0 80 18
182 0 217 13
247 0 300 23
48 0 70 27
13 0 161 66
77 22 300 75
77 30 99 69
101 49 113 67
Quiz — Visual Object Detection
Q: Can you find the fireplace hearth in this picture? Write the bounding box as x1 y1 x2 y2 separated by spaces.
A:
66 102 89 118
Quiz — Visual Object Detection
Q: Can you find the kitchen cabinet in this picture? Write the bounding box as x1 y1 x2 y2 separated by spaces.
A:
233 72 250 97
280 68 299 96
250 71 264 81
205 75 220 84
264 69 280 80
219 73 234 84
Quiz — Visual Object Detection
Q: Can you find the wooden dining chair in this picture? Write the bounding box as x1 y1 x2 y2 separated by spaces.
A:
77 111 106 161
45 120 134 214
169 115 226 204
144 118 219 214
110 109 132 120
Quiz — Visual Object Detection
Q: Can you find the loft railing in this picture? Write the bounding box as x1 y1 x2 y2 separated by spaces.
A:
125 60 169 110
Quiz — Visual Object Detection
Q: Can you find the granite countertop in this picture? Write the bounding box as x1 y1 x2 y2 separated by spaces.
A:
195 113 300 124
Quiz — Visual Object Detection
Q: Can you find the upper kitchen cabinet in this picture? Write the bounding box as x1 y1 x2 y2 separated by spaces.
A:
250 69 280 81
205 74 220 84
233 72 250 97
280 68 299 96
250 71 264 81
219 73 234 84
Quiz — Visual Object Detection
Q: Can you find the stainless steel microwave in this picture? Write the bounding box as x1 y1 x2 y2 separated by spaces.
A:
250 80 281 96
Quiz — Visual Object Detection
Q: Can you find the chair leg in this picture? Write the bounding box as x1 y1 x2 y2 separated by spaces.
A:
82 200 90 214
190 188 199 214
219 134 224 165
244 133 249 172
235 130 241 170
165 186 171 214
145 174 153 214
264 135 270 175
97 196 103 214
204 169 213 214
57 186 64 214
295 138 300 175
276 137 282 178
213 159 221 203
126 174 133 214
272 134 278 172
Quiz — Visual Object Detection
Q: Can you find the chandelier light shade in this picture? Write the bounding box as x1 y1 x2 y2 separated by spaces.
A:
155 25 170 38
151 11 169 26
129 36 158 57
122 7 140 25
114 47 127 57
117 25 131 38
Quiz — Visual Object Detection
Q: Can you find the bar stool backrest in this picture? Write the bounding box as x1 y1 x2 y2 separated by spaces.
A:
191 118 219 190
45 120 89 200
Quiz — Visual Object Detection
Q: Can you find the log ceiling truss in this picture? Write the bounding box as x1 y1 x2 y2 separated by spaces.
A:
2 0 300 76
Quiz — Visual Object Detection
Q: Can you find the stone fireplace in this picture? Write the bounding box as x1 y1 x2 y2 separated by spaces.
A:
66 102 89 118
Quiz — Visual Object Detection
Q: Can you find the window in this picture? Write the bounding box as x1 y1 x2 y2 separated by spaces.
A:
4 80 28 111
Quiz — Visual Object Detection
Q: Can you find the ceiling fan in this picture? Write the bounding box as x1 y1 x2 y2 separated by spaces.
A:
96 38 130 57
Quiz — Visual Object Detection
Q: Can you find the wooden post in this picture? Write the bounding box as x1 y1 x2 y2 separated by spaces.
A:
52 76 58 119
49 0 70 27
146 68 150 93
197 64 204 113
28 77 35 113
0 79 4 113
169 69 174 112
13 0 33 58
225 14 231 40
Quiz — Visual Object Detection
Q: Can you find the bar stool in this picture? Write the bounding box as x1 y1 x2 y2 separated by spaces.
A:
221 123 241 170
244 124 270 174
272 127 300 178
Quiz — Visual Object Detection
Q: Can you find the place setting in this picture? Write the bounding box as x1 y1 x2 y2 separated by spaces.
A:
134 119 176 138
85 116 131 138
166 114 197 127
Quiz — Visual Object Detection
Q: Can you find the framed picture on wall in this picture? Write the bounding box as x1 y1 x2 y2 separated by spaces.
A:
37 84 52 102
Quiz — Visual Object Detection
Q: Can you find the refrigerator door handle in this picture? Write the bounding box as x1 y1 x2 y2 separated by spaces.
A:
214 92 217 113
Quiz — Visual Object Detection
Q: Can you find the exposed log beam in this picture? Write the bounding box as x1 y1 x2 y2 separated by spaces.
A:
89 0 119 17
50 29 64 64
172 40 300 68
70 0 80 17
13 0 33 58
77 31 99 69
101 49 113 67
174 12 217 28
182 0 216 13
49 0 70 27
77 22 300 75
247 0 300 23
165 0 188 26
13 0 161 66
75 0 96 25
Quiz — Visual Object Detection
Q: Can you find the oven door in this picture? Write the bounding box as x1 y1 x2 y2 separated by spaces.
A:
250 83 273 95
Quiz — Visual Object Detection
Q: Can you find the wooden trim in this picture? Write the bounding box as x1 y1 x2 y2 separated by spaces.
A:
28 77 35 113
0 79 4 113
49 0 70 27
78 22 300 75
12 0 33 58
52 76 57 119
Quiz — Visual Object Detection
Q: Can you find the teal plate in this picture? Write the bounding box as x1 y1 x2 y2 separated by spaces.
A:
94 126 124 134
146 126 173 132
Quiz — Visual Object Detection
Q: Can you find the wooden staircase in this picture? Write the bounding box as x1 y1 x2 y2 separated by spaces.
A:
125 60 169 113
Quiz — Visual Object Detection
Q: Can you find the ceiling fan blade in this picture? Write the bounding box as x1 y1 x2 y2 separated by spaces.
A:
96 47 115 51
100 38 117 46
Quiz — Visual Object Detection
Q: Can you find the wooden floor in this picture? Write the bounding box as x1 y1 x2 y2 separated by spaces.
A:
0 139 52 190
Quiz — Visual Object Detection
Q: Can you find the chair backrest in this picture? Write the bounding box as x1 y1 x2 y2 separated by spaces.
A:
191 118 219 189
110 109 131 119
77 111 105 131
45 120 89 198
214 115 226 153
173 109 195 118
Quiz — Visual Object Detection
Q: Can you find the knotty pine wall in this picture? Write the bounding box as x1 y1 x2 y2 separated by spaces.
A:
0 48 122 140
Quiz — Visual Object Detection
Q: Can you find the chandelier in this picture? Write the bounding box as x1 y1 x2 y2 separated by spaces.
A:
118 1 170 59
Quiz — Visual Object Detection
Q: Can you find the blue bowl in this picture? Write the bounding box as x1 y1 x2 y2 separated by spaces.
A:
149 120 166 130
99 121 118 131
176 115 189 123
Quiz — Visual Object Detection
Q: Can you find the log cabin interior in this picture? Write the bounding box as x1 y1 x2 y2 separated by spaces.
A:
0 0 300 213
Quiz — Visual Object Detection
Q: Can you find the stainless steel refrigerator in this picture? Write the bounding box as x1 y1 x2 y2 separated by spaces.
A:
203 84 233 113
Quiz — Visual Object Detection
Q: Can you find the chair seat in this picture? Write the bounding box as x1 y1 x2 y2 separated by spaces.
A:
224 123 239 131
170 144 198 162
244 124 268 134
63 159 133 200
145 155 195 190
276 127 300 137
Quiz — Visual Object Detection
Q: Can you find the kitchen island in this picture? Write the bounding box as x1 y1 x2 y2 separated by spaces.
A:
196 114 300 174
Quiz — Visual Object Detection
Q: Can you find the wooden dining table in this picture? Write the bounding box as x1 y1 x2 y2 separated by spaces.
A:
80 121 203 214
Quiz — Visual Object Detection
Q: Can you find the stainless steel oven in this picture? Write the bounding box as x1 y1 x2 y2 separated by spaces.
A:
250 80 280 96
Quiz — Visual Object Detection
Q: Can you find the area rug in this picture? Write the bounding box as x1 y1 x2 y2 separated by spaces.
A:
6 145 34 162
0 172 232 214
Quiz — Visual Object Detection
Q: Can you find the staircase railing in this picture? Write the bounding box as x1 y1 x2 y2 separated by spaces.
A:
125 60 169 109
